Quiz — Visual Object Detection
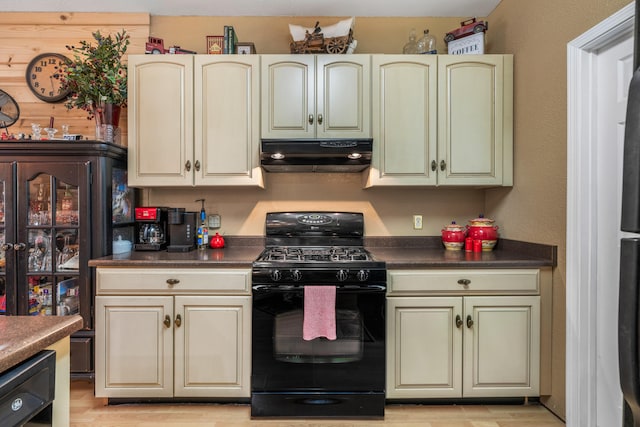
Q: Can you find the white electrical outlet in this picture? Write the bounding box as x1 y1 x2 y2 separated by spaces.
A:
413 215 423 230
208 214 221 229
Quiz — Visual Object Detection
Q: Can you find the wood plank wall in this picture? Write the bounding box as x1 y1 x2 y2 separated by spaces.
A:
0 12 150 147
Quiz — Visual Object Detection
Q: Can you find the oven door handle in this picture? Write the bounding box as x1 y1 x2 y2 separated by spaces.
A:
252 284 386 292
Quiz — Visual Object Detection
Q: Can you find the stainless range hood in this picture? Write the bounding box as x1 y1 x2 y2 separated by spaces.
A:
260 138 373 172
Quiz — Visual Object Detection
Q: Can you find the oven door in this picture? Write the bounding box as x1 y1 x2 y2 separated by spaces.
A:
251 283 386 394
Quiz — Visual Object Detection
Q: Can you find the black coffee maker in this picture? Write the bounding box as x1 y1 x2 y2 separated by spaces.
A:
167 208 197 252
134 207 168 251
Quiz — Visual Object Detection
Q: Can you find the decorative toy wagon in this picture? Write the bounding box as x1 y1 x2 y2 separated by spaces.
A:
289 17 355 54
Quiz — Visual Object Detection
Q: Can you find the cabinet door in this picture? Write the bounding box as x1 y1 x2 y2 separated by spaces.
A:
366 55 437 187
174 296 251 397
128 55 194 187
17 162 90 327
437 55 513 186
95 296 174 398
316 55 371 138
194 56 263 187
387 297 462 398
0 162 16 316
261 55 315 139
463 296 540 397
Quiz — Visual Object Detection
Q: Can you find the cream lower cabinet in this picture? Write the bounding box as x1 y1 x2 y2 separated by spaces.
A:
386 269 545 399
95 268 251 399
127 55 263 187
365 54 513 187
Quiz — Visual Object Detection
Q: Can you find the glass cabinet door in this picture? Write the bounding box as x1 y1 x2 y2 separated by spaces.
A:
19 163 88 323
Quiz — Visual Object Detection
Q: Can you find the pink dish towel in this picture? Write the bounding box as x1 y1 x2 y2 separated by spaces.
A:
303 285 337 341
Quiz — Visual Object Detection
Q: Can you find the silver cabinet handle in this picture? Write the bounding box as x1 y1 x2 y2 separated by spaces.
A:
194 160 201 171
431 160 437 171
1 243 13 251
13 243 26 251
317 114 323 125
185 160 191 172
166 278 180 286
456 314 463 328
440 160 446 171
308 114 314 125
457 279 471 286
466 315 474 328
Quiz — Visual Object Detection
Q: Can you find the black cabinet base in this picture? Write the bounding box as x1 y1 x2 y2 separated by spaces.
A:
251 392 385 419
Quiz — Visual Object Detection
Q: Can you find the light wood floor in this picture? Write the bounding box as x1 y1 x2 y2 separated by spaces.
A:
70 380 565 426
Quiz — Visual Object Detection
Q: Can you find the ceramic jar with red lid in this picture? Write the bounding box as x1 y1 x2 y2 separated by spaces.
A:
466 214 499 251
441 221 466 251
209 232 225 249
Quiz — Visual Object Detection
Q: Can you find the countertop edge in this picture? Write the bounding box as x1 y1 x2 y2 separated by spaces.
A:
0 315 83 372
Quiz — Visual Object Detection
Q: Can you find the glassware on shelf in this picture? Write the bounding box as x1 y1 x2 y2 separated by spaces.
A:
28 233 51 272
403 28 418 54
416 29 437 54
43 128 58 140
31 123 42 140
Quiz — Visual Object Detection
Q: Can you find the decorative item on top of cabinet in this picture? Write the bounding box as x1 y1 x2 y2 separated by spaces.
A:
127 54 263 187
289 17 355 54
365 54 513 188
261 54 370 140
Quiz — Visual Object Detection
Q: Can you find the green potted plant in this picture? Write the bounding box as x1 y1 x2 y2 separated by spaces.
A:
60 29 130 140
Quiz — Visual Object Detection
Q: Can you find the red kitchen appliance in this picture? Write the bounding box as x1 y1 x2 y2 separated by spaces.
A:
134 207 168 251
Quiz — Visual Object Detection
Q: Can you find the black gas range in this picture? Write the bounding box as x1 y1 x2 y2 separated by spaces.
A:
251 212 387 419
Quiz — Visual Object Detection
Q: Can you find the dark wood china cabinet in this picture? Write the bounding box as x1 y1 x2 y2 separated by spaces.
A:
0 141 134 379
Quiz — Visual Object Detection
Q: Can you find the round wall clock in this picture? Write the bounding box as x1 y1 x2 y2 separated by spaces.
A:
25 53 71 103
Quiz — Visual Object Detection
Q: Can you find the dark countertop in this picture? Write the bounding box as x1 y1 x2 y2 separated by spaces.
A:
0 315 83 372
89 236 556 269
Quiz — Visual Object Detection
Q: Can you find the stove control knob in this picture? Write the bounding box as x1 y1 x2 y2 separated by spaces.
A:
270 269 282 282
357 270 370 282
336 269 349 282
291 270 303 281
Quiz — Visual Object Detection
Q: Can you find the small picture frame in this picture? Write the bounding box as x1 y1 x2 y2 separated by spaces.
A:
236 42 256 54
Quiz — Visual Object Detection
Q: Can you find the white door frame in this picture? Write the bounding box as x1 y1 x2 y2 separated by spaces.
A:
567 3 635 426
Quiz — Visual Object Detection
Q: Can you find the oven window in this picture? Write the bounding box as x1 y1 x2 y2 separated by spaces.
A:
274 308 363 363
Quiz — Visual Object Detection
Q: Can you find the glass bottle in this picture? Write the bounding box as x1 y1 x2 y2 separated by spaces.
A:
403 29 418 54
416 29 437 54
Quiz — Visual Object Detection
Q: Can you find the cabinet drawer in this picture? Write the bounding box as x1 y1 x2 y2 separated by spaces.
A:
388 269 539 295
96 268 251 295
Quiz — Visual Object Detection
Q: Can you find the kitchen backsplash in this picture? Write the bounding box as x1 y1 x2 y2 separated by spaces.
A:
141 172 486 236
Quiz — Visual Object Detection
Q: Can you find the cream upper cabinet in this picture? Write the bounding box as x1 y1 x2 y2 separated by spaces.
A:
194 55 263 186
365 54 513 187
127 55 263 187
437 55 513 186
366 55 438 186
128 55 194 187
261 54 371 139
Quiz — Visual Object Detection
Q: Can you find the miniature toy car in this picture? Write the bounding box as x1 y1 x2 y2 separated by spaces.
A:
444 18 488 43
145 37 196 54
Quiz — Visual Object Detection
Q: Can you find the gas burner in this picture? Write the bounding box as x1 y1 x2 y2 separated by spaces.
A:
258 246 373 263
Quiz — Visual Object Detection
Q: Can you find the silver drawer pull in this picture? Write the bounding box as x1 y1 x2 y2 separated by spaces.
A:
166 278 180 286
457 279 471 286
